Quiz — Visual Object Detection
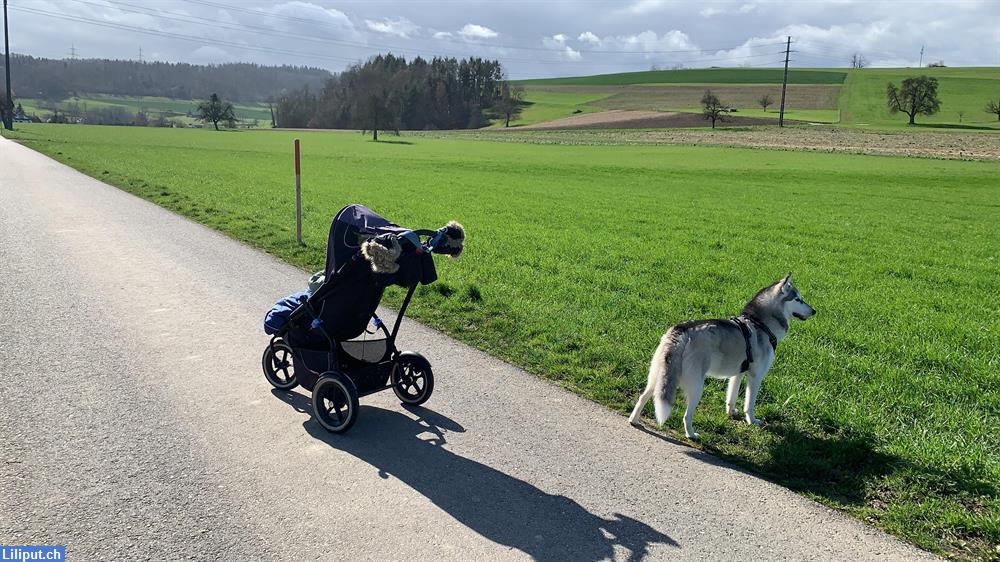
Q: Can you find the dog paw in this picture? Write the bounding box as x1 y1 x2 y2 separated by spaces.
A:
628 417 642 427
686 432 701 441
747 417 765 427
727 409 741 419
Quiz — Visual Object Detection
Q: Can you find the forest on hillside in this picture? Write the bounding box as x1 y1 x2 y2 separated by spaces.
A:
1 54 332 102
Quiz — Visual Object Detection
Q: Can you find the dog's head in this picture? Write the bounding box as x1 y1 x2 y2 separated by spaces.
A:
777 273 816 321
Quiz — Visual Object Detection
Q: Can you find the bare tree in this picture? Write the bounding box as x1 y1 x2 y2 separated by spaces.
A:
886 76 941 125
196 93 236 131
758 94 773 112
986 99 1000 121
494 82 524 127
957 110 964 123
701 90 729 129
850 53 867 69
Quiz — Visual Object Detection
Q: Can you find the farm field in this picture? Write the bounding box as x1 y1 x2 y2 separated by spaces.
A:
435 126 1000 161
506 66 1000 130
18 94 273 126
839 67 1000 128
3 124 999 560
488 90 611 128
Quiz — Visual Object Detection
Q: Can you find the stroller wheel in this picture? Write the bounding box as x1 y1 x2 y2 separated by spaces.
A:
392 352 434 406
262 340 299 390
312 372 359 433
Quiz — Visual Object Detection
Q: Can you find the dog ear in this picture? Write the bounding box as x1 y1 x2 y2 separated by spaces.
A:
779 272 792 291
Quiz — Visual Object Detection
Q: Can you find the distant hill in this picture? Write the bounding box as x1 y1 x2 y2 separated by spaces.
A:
519 67 847 86
2 54 333 102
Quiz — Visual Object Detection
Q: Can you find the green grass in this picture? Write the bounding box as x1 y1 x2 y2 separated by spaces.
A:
490 90 612 127
3 124 999 560
521 67 846 86
840 67 1000 128
19 94 273 125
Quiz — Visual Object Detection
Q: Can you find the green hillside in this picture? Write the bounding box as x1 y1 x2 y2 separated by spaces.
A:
839 67 1000 128
18 94 273 126
521 67 846 86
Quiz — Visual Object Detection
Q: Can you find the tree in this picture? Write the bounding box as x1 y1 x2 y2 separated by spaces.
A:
195 93 236 130
986 99 1000 121
701 90 728 129
757 94 773 112
886 76 940 125
494 82 524 127
850 53 867 69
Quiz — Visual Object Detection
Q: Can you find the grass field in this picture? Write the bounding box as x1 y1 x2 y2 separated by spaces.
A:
490 90 612 128
839 67 1000 128
19 94 273 126
520 67 847 85
514 67 1000 130
4 124 999 560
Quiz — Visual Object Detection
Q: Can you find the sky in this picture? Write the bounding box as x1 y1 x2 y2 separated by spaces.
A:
6 0 1000 78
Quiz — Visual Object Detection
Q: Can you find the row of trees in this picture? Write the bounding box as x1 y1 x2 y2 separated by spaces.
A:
1 54 330 102
275 54 521 137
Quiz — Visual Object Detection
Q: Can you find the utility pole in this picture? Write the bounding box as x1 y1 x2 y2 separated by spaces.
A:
3 0 12 130
918 45 924 68
138 46 143 63
778 36 790 128
69 44 77 60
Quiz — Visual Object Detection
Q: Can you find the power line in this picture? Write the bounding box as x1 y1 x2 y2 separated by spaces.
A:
17 4 789 70
176 0 787 56
76 0 786 65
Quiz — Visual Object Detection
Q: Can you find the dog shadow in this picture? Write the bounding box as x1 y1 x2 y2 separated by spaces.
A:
272 389 678 561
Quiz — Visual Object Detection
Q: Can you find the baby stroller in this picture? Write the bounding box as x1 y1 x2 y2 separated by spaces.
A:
262 204 464 433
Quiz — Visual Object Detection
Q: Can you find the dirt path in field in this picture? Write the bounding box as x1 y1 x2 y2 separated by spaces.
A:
518 109 787 130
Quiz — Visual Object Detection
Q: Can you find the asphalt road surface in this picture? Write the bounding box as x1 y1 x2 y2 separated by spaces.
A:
0 136 935 561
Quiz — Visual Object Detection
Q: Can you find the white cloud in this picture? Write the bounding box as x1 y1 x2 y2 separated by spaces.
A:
700 7 725 18
432 31 453 39
623 0 669 15
458 23 498 39
582 30 697 58
543 35 582 60
268 2 360 40
578 31 600 44
365 16 419 38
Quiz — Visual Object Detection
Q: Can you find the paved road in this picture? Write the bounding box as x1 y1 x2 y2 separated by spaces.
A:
0 136 934 561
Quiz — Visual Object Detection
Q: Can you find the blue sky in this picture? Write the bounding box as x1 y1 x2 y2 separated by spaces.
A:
8 0 1000 77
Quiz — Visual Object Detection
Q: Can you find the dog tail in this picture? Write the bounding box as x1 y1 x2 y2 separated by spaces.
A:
653 329 685 425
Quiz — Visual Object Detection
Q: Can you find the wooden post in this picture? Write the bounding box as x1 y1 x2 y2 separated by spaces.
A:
294 138 302 245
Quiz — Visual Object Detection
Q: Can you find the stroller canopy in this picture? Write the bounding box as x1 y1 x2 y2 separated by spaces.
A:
325 204 410 277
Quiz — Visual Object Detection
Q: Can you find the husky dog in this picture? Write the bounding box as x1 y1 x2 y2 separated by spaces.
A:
628 274 815 440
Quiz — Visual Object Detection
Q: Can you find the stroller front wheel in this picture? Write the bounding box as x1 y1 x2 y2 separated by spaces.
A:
312 372 359 433
392 352 434 406
262 340 299 390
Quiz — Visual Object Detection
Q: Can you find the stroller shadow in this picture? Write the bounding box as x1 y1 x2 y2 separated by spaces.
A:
272 390 678 560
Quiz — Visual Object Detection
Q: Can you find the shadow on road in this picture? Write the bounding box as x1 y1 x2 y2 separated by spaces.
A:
272 389 678 561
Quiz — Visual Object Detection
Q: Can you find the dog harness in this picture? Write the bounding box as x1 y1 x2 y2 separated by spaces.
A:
731 315 778 373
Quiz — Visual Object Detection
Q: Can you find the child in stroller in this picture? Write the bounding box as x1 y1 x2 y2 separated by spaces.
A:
262 204 464 433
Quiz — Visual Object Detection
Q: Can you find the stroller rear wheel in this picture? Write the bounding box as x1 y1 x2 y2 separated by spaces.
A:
312 372 359 433
392 352 434 406
262 340 298 390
